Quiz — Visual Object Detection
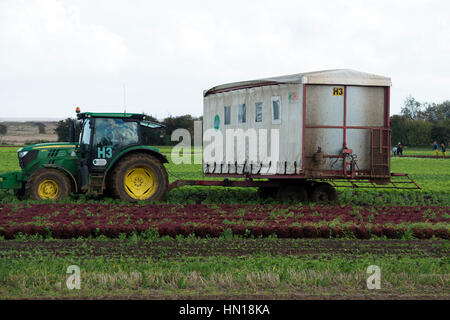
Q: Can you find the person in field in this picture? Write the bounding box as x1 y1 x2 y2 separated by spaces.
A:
441 143 446 157
392 146 397 156
432 141 439 156
397 143 403 156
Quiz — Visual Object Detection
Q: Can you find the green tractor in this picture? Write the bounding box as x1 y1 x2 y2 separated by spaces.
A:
0 110 169 202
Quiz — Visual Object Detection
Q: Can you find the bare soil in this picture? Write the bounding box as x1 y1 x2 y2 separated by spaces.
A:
1 238 447 260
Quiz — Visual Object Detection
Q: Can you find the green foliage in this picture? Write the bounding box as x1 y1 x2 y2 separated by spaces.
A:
162 114 201 146
54 118 82 142
431 119 450 144
390 116 433 146
392 96 450 146
0 124 7 136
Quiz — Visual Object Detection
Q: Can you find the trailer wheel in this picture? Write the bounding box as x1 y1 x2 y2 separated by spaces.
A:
111 153 168 202
310 182 338 202
277 185 308 202
26 168 72 201
258 186 279 199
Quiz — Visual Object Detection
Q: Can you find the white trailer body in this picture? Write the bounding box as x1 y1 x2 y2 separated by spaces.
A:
202 69 392 180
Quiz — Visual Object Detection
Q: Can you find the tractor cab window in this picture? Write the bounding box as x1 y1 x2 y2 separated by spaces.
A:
94 118 139 149
80 119 91 145
91 118 139 164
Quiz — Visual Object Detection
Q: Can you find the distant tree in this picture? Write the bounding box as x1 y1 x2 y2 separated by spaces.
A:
431 119 450 145
0 123 7 135
162 114 201 145
34 122 46 134
140 114 166 145
401 95 422 120
390 115 408 145
390 115 433 146
419 101 450 123
54 118 81 142
0 123 7 144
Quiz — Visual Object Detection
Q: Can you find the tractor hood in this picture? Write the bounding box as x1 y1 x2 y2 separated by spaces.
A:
18 142 78 152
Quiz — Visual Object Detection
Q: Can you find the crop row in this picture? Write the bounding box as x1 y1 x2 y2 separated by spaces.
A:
0 223 448 240
0 204 448 239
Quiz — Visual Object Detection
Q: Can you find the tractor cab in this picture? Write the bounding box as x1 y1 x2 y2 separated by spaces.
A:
75 111 168 196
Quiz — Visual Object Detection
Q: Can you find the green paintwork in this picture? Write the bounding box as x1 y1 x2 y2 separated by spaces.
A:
0 114 166 197
0 142 80 191
19 142 78 152
0 171 25 189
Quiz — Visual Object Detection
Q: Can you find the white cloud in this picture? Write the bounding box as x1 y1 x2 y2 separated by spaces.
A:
0 0 135 77
0 0 449 118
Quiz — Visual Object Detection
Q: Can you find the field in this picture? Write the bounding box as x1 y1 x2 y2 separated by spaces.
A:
0 146 449 299
0 121 58 145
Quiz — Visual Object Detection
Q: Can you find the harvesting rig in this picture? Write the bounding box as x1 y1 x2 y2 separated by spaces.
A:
0 109 170 201
0 70 421 202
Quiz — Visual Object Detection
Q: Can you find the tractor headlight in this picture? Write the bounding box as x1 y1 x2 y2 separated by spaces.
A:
18 151 29 158
17 150 38 169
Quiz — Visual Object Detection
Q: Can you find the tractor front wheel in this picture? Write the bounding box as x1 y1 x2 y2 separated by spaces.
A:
26 168 72 201
111 153 168 202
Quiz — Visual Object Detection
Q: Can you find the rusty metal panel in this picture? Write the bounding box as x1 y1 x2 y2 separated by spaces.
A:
304 128 343 173
370 128 390 179
346 128 371 170
347 86 384 127
306 85 344 126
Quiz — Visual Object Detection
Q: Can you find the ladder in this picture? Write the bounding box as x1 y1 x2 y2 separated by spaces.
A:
370 128 390 180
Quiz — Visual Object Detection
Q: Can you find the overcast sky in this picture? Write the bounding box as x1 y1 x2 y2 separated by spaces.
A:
0 0 449 120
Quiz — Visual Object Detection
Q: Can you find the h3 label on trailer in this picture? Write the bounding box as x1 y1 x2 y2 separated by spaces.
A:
333 87 344 96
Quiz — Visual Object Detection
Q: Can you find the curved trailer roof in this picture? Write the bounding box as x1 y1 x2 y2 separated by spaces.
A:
204 69 391 96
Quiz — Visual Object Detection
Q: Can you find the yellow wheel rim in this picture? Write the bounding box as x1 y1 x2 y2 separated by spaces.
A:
37 179 60 200
124 166 158 200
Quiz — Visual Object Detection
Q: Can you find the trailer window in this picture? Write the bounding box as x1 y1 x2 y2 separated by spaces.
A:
272 96 281 124
224 106 231 125
255 102 263 122
238 104 246 123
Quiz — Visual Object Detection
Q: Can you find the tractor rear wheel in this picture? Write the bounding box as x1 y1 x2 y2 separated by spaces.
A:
26 168 72 201
111 153 168 202
310 182 338 202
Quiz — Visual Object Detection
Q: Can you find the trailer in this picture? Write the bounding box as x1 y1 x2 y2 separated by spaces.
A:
170 69 420 201
0 69 420 202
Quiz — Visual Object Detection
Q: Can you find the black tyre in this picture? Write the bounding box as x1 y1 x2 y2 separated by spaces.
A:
258 186 279 199
310 182 338 202
277 184 308 202
25 168 72 201
111 153 168 202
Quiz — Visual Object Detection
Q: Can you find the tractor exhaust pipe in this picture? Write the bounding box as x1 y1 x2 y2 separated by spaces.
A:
69 119 76 142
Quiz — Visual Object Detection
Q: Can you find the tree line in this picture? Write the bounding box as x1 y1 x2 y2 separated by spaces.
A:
391 95 449 146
